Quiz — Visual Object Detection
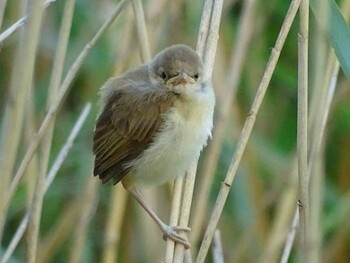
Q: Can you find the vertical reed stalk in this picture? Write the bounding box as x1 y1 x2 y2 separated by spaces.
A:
24 91 39 211
297 0 309 262
173 163 198 262
69 179 98 263
165 179 183 262
259 160 298 263
170 0 224 260
0 104 91 262
280 209 299 263
101 185 128 263
196 0 302 261
26 0 76 261
37 200 82 263
0 0 45 243
192 0 257 245
131 0 151 61
164 0 224 261
6 0 130 207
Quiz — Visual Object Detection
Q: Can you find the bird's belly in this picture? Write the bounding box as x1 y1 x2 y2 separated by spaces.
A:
128 106 213 186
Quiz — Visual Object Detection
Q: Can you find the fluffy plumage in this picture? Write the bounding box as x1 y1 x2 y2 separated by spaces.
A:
93 44 215 187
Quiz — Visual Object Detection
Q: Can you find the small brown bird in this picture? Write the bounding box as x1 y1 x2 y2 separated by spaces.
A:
93 44 215 248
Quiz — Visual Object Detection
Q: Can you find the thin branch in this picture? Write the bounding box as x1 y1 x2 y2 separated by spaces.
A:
45 103 92 191
0 0 57 43
280 209 299 263
0 212 31 263
196 0 302 261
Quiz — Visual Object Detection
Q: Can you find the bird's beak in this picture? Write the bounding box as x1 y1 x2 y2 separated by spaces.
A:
167 72 195 86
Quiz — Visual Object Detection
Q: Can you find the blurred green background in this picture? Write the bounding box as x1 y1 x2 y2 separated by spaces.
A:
0 0 350 262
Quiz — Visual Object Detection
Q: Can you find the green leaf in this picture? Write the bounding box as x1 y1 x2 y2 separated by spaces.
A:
310 0 350 80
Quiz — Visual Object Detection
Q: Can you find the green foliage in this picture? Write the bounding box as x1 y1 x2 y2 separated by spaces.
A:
1 0 350 262
310 0 350 79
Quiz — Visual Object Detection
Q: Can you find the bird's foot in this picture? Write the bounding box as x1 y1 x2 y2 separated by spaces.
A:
160 224 191 249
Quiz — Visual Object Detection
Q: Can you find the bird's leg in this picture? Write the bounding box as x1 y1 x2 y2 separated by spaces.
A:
124 185 191 249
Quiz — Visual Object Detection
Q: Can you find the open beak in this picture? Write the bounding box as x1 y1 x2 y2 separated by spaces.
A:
167 72 195 86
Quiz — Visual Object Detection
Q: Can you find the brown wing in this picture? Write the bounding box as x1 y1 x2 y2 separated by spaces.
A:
93 80 176 185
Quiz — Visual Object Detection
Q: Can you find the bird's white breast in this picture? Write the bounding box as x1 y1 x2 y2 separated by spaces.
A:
128 83 215 186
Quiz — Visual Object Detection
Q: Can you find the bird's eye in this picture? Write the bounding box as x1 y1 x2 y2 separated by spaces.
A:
193 73 199 80
159 71 167 80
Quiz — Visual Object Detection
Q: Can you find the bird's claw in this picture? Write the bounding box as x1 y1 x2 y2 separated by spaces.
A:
161 225 191 249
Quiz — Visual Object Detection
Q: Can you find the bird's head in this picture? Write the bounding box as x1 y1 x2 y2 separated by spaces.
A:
149 44 203 94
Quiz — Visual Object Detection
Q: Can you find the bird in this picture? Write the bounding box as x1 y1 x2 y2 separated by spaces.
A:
92 44 215 248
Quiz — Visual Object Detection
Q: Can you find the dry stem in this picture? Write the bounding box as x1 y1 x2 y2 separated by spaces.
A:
280 209 299 263
131 0 151 61
0 0 45 243
101 184 128 263
0 104 91 262
165 179 183 262
258 159 298 263
164 0 224 261
167 0 225 261
68 179 98 263
5 0 129 210
192 0 257 244
45 103 92 190
196 0 302 261
0 0 57 43
26 0 76 261
297 0 309 262
173 163 198 262
281 0 349 261
0 212 31 263
36 196 91 262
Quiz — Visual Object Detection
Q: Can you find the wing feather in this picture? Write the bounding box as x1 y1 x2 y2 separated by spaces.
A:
93 76 176 184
